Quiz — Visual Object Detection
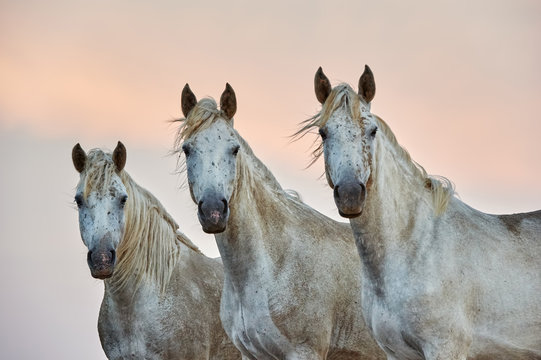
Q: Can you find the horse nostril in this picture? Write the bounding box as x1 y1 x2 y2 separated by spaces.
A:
334 185 340 199
198 200 203 212
87 251 93 264
110 250 116 264
221 198 228 213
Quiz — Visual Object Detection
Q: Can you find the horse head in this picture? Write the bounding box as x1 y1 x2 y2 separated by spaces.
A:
72 142 128 279
178 83 239 233
313 65 378 218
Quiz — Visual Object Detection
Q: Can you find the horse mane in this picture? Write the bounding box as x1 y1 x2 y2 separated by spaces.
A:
80 149 201 294
295 84 455 215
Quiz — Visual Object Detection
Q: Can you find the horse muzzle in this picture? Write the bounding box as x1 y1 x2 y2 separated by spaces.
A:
333 181 366 218
87 249 116 279
198 196 229 233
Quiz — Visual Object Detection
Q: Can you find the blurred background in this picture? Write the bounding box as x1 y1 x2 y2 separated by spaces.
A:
1 0 539 358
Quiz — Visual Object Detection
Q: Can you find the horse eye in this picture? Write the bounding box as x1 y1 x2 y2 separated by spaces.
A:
120 195 128 207
318 128 327 140
369 127 378 138
74 194 83 208
182 145 190 156
232 145 240 156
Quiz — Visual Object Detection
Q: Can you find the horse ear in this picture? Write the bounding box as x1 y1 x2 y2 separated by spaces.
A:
314 66 332 104
112 141 127 173
358 65 376 103
181 84 197 118
72 143 87 173
220 83 237 120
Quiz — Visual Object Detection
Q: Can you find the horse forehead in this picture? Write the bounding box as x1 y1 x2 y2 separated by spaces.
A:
193 121 236 146
326 113 367 137
86 177 126 201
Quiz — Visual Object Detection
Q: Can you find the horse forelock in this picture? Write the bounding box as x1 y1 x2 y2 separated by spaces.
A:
173 98 228 149
80 149 119 199
172 98 232 180
293 84 363 166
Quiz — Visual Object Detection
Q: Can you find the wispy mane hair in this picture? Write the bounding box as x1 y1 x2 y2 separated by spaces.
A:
173 98 227 150
294 84 455 215
79 149 200 294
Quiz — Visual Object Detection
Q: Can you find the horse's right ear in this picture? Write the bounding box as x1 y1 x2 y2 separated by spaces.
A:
314 66 331 104
181 83 197 118
72 143 87 173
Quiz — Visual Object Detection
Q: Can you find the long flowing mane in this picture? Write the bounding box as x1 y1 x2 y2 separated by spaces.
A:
295 84 455 215
80 149 200 293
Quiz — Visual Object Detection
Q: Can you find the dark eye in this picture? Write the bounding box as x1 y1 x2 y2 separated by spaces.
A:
369 127 378 138
74 194 83 208
120 195 128 208
318 128 327 141
182 144 190 156
232 145 240 156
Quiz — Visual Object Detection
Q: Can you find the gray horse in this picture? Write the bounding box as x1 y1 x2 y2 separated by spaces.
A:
72 142 240 359
297 66 541 359
174 84 385 360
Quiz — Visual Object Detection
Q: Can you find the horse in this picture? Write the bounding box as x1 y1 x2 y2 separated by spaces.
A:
295 66 541 359
172 83 385 360
71 142 241 360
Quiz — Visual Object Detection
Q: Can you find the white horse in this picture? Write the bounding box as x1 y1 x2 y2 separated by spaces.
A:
72 142 241 360
173 83 385 360
296 66 541 359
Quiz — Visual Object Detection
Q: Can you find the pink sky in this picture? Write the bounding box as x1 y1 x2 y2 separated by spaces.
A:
1 1 540 359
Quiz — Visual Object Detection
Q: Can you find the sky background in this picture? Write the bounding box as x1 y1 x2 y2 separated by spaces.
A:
1 0 540 358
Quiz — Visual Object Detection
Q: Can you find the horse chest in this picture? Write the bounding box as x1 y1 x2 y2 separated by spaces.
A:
365 297 425 360
99 294 167 359
221 284 296 359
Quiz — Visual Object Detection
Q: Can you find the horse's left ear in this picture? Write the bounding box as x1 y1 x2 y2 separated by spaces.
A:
220 83 237 120
358 65 376 103
113 141 127 173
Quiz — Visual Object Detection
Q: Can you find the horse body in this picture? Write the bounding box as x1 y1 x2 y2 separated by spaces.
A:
72 144 240 360
353 164 541 359
305 67 541 359
176 85 385 360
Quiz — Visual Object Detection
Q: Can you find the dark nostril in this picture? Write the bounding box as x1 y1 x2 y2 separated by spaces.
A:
87 251 92 264
221 198 228 212
334 185 340 199
110 250 116 264
198 200 203 212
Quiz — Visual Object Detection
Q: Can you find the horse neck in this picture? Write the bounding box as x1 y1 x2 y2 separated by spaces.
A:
215 148 292 282
107 172 182 295
353 129 436 283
